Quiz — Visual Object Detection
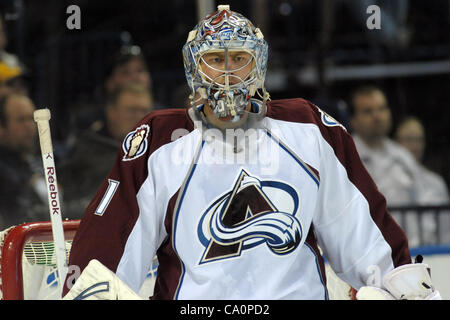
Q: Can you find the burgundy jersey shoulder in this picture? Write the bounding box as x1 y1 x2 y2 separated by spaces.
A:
140 107 193 127
139 107 195 145
266 98 345 129
266 98 317 123
266 98 348 141
121 108 195 160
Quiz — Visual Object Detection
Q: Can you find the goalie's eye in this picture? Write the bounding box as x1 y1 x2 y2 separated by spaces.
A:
233 54 248 64
202 53 224 67
201 51 253 70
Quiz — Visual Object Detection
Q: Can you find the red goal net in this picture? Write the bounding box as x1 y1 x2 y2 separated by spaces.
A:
0 220 79 300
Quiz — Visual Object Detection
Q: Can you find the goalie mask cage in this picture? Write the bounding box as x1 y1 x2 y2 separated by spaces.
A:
0 220 79 300
0 220 355 300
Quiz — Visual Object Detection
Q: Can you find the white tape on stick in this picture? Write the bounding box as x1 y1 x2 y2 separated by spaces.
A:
34 109 53 154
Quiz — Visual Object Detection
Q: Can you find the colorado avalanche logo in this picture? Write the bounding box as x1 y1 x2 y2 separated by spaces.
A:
198 170 302 264
317 106 346 131
122 124 149 161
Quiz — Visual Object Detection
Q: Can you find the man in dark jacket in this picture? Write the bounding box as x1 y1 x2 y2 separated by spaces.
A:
0 94 48 229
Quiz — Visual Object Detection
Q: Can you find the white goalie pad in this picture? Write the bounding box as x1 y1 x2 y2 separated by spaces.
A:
356 286 395 300
63 259 143 300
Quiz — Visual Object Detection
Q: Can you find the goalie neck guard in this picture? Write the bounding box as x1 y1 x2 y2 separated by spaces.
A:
182 4 269 124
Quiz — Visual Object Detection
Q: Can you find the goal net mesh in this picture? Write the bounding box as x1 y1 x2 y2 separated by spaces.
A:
0 221 77 300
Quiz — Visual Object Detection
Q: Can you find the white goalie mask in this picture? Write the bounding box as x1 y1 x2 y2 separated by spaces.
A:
182 5 269 122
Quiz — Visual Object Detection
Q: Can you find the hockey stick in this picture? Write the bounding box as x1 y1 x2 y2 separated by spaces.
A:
34 108 68 295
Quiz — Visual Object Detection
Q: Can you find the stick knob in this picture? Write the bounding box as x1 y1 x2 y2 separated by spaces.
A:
34 108 53 154
34 108 51 122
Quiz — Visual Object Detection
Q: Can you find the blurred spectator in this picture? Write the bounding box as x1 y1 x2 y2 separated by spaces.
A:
74 45 154 132
0 93 48 229
349 85 424 207
394 116 450 245
104 45 152 98
349 86 449 246
59 83 153 219
394 116 449 204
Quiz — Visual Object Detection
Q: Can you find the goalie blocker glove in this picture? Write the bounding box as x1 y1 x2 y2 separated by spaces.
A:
356 260 441 300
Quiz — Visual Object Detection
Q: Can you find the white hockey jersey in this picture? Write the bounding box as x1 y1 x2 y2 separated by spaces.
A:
64 98 411 300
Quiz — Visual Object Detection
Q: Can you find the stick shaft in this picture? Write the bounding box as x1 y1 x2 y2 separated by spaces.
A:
34 109 68 294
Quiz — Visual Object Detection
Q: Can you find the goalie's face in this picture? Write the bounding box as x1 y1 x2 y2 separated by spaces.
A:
199 50 254 88
198 50 255 125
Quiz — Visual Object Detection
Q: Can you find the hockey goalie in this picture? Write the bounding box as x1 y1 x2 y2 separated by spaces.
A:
62 5 441 300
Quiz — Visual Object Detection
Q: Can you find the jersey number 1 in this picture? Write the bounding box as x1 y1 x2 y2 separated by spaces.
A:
95 179 120 216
